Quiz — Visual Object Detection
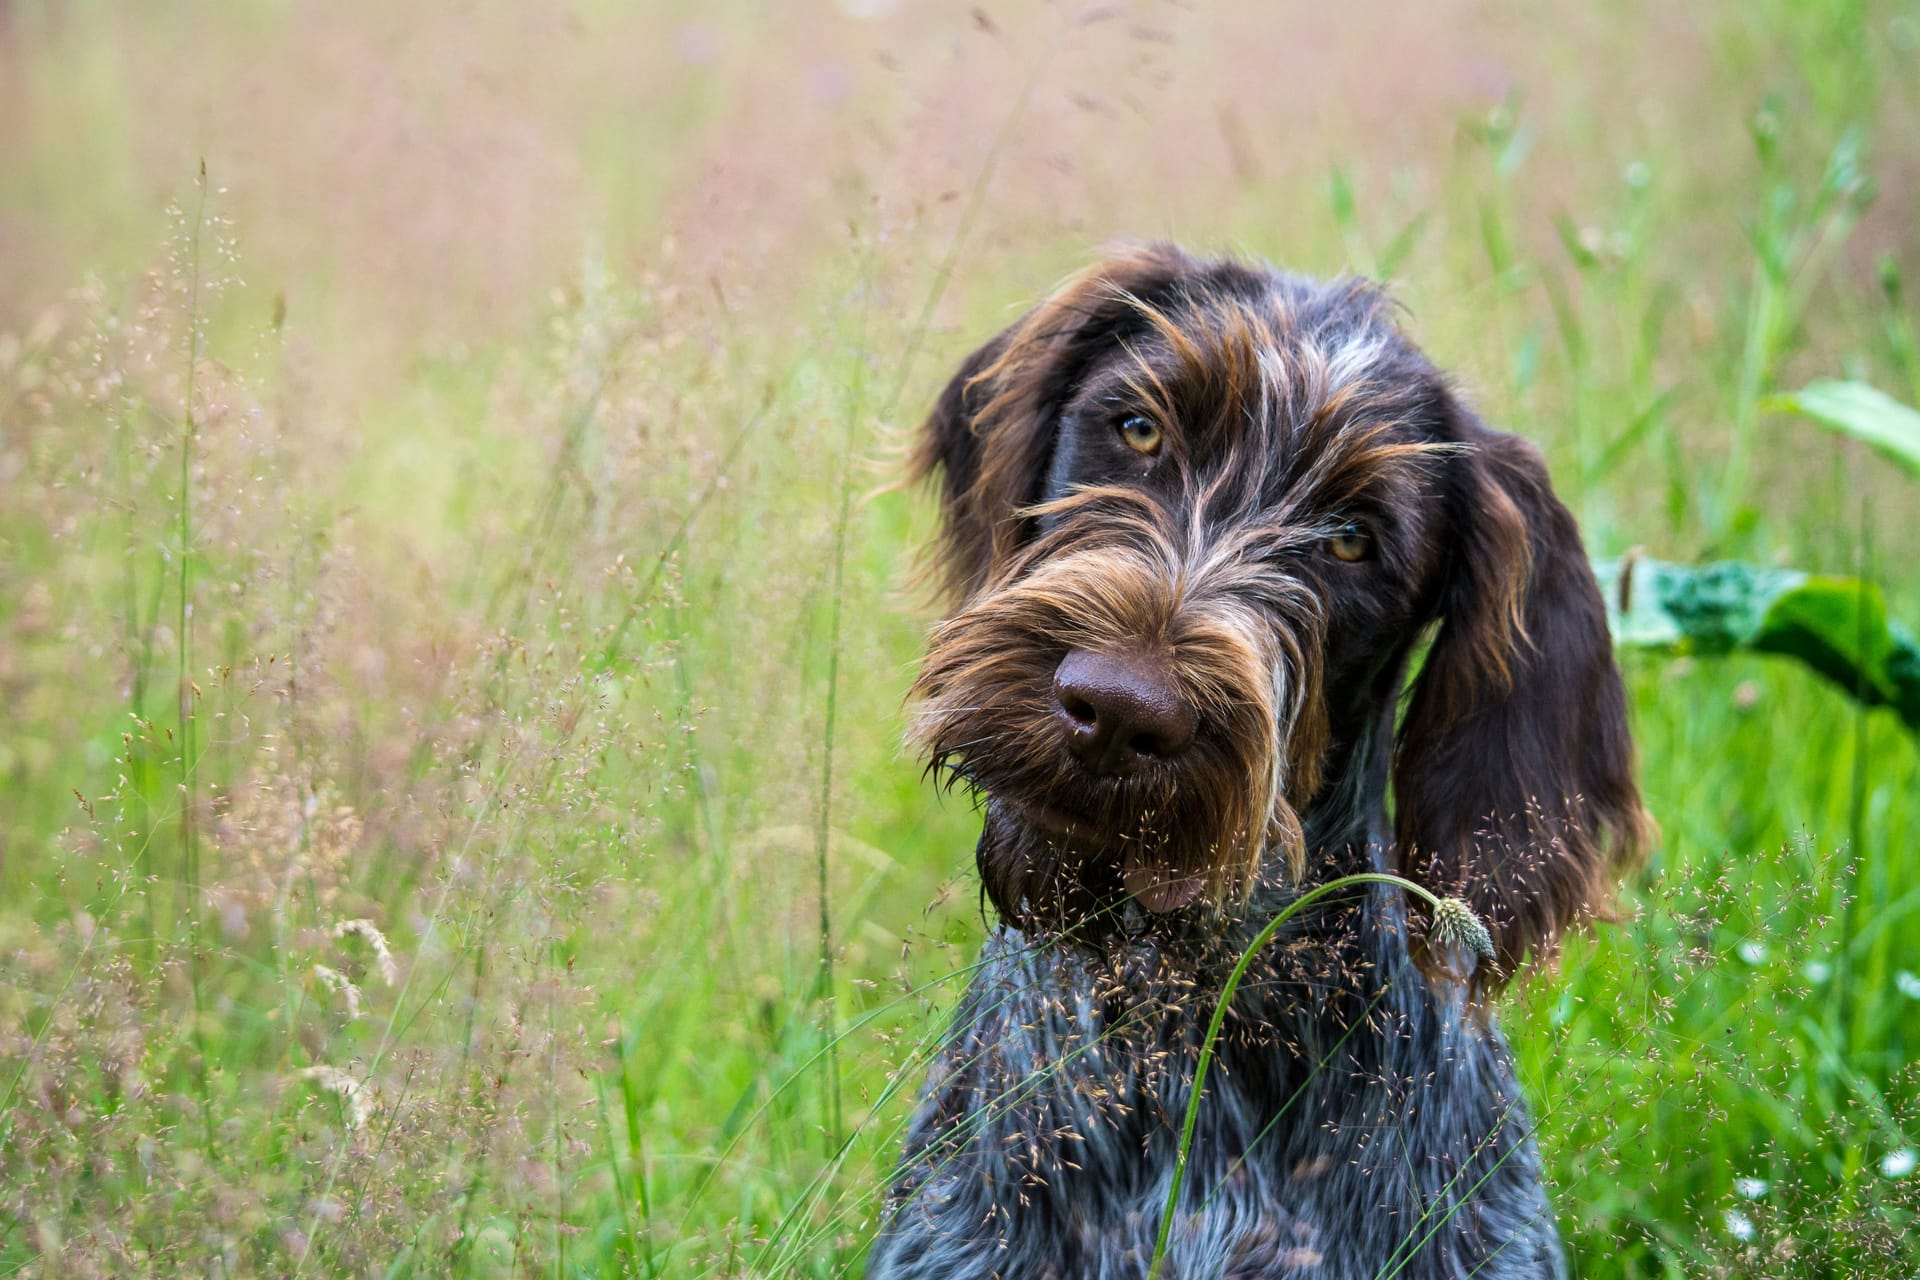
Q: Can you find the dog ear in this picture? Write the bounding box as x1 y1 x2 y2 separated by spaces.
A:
1394 400 1650 987
911 242 1195 601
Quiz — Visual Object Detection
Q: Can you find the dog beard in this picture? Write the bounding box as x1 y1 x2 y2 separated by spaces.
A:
910 538 1327 928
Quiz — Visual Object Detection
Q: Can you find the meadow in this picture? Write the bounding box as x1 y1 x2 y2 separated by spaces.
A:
1 1 1918 1275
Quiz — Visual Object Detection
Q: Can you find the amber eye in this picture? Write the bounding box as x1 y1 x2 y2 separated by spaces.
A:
1117 415 1163 456
1326 523 1371 562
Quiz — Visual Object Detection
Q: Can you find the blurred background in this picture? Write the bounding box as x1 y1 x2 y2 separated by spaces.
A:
1 1 1917 1275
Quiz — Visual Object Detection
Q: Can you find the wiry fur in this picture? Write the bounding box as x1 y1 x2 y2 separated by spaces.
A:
873 244 1649 1278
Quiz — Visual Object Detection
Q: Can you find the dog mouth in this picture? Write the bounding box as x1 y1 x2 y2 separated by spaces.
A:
990 795 1206 914
1004 796 1118 848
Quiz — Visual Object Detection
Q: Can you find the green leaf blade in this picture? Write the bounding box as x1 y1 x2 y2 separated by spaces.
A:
1771 379 1920 479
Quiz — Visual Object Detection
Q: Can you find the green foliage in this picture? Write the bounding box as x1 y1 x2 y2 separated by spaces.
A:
1770 379 1920 480
1599 557 1920 730
0 2 1917 1277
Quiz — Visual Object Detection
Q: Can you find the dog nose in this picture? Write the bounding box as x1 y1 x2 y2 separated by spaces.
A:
1052 648 1196 775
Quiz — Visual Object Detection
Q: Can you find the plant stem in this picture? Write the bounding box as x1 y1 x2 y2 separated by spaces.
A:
178 158 213 1153
1147 871 1448 1279
813 253 872 1158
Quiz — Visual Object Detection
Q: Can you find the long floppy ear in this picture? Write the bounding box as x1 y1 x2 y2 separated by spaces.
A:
911 242 1195 601
1394 400 1650 988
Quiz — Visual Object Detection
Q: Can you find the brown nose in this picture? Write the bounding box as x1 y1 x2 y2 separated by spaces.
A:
1052 648 1197 775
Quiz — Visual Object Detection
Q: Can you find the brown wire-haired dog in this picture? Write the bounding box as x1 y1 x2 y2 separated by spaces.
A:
868 244 1649 1279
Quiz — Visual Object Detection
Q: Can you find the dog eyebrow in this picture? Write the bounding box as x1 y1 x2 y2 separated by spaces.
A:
1274 433 1458 503
1115 342 1183 435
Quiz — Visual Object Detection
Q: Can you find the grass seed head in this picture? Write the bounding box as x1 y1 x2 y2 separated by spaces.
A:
1430 896 1496 964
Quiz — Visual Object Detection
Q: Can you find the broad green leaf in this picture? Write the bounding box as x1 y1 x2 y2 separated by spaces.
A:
1593 556 1920 732
1769 379 1920 479
1753 575 1895 703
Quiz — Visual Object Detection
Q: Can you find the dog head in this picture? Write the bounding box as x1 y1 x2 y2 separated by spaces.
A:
908 243 1648 982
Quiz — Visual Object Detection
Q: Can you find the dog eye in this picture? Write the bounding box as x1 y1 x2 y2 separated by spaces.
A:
1117 416 1163 456
1326 523 1372 562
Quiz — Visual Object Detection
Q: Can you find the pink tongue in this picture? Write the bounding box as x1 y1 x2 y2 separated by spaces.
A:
1123 854 1203 913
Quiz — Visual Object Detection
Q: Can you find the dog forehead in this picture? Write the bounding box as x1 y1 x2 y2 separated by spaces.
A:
1056 299 1442 511
1078 273 1434 426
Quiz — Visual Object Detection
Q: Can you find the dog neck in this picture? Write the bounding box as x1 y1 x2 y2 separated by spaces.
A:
1295 648 1409 876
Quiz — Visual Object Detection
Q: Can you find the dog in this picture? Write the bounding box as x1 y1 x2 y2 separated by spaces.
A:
866 244 1649 1279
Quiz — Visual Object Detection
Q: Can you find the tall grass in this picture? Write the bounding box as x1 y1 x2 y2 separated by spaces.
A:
1 1 1917 1276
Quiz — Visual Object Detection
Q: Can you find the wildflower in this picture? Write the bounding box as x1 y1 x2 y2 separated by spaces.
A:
312 964 363 1019
297 1065 371 1130
1734 1177 1769 1200
1724 1208 1756 1242
334 918 399 986
1880 1148 1917 1180
1736 941 1768 966
1895 970 1920 1000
